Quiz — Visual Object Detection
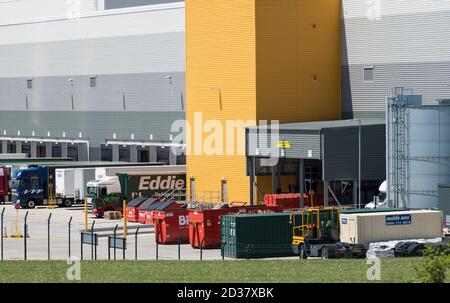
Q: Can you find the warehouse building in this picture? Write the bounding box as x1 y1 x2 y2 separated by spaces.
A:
186 0 450 203
0 0 185 163
186 0 342 203
246 119 386 206
342 0 450 118
1 0 449 205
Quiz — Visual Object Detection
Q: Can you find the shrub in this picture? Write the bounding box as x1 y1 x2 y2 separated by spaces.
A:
415 243 450 283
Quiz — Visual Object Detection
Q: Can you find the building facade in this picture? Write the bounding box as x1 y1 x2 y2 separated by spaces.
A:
186 0 342 203
1 0 450 204
0 0 185 163
342 0 450 118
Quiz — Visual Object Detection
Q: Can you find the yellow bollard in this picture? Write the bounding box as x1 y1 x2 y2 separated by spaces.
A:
84 198 88 232
123 199 127 239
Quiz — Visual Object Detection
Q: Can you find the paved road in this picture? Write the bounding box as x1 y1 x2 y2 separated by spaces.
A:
0 204 223 261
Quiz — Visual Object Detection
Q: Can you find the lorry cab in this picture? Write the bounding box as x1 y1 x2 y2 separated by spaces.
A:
364 180 388 209
86 176 121 217
11 166 48 208
86 176 121 199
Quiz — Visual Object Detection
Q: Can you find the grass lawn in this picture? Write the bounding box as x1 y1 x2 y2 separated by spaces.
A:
1 258 445 283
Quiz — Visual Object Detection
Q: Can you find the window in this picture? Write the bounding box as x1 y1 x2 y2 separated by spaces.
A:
30 177 40 190
364 67 374 82
90 76 97 88
27 79 33 89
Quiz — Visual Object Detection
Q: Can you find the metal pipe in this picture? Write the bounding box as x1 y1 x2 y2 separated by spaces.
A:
358 119 362 209
123 199 127 239
114 224 118 260
1 208 4 260
68 217 72 259
90 220 95 260
299 159 305 208
386 97 391 206
80 232 83 260
24 211 28 260
200 238 205 261
249 156 255 206
48 213 52 260
135 227 140 260
178 235 181 260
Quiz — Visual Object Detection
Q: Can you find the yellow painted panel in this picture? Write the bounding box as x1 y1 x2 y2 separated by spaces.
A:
186 0 341 203
186 0 257 202
255 0 341 122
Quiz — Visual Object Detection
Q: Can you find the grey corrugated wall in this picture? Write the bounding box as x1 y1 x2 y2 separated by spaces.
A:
342 2 450 119
323 125 386 181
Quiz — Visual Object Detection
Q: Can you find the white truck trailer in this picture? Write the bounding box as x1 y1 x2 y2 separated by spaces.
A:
55 168 95 206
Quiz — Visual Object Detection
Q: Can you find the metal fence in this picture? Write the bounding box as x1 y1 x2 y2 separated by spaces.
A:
0 207 222 261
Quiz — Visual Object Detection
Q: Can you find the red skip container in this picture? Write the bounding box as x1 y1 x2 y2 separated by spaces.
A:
126 197 148 222
152 209 190 244
188 205 282 249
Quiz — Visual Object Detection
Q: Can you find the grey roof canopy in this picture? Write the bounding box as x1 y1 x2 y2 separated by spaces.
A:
246 119 386 181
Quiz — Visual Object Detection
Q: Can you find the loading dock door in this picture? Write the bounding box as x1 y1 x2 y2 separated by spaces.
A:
67 144 79 161
101 144 113 161
36 144 46 158
52 144 62 158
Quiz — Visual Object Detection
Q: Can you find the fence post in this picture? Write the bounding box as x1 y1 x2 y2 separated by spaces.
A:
221 240 225 261
135 227 140 260
80 232 83 260
90 220 95 260
178 235 181 260
155 229 159 261
200 238 205 261
1 208 4 260
47 213 52 260
24 211 28 260
113 224 118 260
68 217 72 259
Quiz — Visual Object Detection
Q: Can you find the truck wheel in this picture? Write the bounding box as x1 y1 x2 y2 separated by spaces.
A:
321 247 330 259
63 200 73 208
27 200 36 209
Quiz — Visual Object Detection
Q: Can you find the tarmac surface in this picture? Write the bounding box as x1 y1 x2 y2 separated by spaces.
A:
0 204 224 261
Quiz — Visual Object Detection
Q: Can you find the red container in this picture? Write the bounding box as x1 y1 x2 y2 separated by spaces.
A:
263 193 311 209
138 210 148 224
126 198 148 222
153 209 190 244
146 202 180 224
188 205 282 249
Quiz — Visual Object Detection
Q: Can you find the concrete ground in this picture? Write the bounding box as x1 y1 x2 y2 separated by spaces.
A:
0 204 223 261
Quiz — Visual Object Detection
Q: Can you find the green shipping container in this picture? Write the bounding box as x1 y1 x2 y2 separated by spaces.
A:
221 213 297 259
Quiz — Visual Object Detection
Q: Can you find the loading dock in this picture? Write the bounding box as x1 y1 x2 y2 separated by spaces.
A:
246 119 386 207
